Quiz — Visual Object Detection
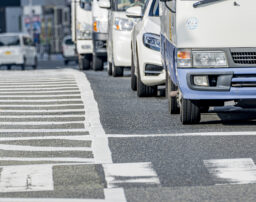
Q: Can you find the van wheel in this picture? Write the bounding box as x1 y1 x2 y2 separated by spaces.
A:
180 98 201 124
108 62 112 76
7 65 11 70
113 65 123 77
21 58 26 71
79 55 90 71
93 55 103 71
64 60 69 66
166 73 179 114
131 53 137 91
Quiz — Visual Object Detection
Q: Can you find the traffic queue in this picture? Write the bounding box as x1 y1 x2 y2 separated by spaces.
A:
72 0 256 125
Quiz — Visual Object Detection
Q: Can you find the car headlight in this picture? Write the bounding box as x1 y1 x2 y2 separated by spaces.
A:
193 51 227 67
143 33 160 52
177 50 228 68
77 22 92 40
114 17 133 31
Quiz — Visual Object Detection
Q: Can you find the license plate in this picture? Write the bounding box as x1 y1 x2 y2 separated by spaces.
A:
5 51 11 55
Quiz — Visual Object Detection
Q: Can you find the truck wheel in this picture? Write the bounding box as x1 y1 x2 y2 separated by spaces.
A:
113 65 123 77
79 56 90 71
180 98 201 124
131 53 137 91
166 73 179 114
93 55 103 71
108 62 112 76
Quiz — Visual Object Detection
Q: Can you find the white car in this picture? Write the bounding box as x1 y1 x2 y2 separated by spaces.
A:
0 33 37 70
62 35 78 65
107 0 146 77
128 0 164 97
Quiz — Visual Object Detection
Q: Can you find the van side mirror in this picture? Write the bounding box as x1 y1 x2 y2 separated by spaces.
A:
126 6 143 18
99 0 111 9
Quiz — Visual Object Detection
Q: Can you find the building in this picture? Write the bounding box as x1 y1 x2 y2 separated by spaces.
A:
0 0 22 33
21 0 71 53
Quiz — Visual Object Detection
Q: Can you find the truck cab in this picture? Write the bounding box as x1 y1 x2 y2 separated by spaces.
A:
160 0 256 124
71 0 93 70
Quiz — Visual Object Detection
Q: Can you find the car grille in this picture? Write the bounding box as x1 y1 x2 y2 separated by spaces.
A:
231 51 256 64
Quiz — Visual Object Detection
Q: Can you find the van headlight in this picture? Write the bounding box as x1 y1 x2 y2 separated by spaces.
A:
114 17 133 31
143 33 160 52
193 51 227 67
177 50 228 68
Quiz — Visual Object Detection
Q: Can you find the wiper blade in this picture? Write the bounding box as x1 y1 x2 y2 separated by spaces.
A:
193 0 223 8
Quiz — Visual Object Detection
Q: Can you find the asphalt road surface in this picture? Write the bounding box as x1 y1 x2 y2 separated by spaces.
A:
0 60 256 202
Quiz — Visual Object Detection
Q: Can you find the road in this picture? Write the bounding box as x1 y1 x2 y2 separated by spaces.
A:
0 60 256 202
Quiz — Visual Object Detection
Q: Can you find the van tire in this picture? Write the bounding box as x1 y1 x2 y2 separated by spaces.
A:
21 58 26 71
180 98 201 124
93 55 103 71
166 73 179 114
113 65 123 77
131 53 137 91
7 65 11 70
79 55 90 71
108 62 112 76
64 60 69 66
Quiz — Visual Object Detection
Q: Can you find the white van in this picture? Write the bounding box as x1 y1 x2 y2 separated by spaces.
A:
0 33 37 70
107 0 146 77
161 0 256 124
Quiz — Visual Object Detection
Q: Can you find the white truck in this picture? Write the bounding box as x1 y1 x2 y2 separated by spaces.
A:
72 0 93 70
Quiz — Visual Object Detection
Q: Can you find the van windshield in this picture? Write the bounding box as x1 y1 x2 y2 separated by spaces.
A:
116 0 146 11
65 39 74 45
0 36 20 47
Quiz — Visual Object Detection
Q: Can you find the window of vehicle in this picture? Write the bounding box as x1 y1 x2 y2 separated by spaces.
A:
23 37 33 46
80 0 92 11
0 36 20 47
112 0 146 12
142 0 150 15
149 0 159 17
65 38 74 45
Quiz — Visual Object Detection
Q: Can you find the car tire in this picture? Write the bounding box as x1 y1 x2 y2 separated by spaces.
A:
113 65 123 77
136 56 157 97
108 62 113 76
131 53 137 91
7 65 11 70
33 57 38 70
93 55 103 71
64 60 69 66
79 55 90 71
180 98 201 124
21 58 26 71
166 72 180 114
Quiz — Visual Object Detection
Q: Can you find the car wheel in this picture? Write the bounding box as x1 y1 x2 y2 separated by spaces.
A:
131 53 137 91
7 65 11 70
93 55 103 71
180 98 201 124
166 72 180 114
21 58 26 71
136 56 157 97
79 55 90 71
113 65 123 77
64 60 69 66
108 62 113 76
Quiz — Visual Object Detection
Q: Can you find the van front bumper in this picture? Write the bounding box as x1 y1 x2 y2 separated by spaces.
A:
178 67 256 100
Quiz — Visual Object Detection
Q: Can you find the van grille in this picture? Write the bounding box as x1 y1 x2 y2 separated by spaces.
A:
231 52 256 64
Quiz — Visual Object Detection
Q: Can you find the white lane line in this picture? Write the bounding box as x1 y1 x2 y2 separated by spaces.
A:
0 95 81 98
0 122 84 125
0 157 94 163
0 129 89 133
0 115 84 118
0 136 91 141
0 144 92 152
74 69 113 164
106 131 256 138
0 82 77 85
0 88 79 91
0 104 83 107
204 158 256 185
0 91 81 94
0 109 85 112
0 99 82 103
103 162 160 188
0 165 53 193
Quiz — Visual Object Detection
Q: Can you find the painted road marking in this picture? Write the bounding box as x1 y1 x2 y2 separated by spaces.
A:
0 157 95 163
0 165 53 192
103 162 160 188
0 135 91 141
204 158 256 185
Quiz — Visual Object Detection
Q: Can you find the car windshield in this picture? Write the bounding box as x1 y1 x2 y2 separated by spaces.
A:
116 0 146 11
65 38 74 45
0 36 20 47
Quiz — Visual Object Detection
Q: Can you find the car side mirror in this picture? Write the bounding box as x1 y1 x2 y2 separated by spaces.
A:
98 0 111 9
126 6 143 18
